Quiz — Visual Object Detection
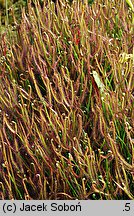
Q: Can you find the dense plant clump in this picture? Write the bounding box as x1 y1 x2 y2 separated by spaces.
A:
0 0 133 199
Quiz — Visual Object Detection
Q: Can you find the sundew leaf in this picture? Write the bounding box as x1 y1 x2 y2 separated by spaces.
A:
125 0 134 33
92 70 105 93
119 52 134 63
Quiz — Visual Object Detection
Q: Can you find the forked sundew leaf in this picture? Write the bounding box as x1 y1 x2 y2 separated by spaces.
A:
92 70 105 93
